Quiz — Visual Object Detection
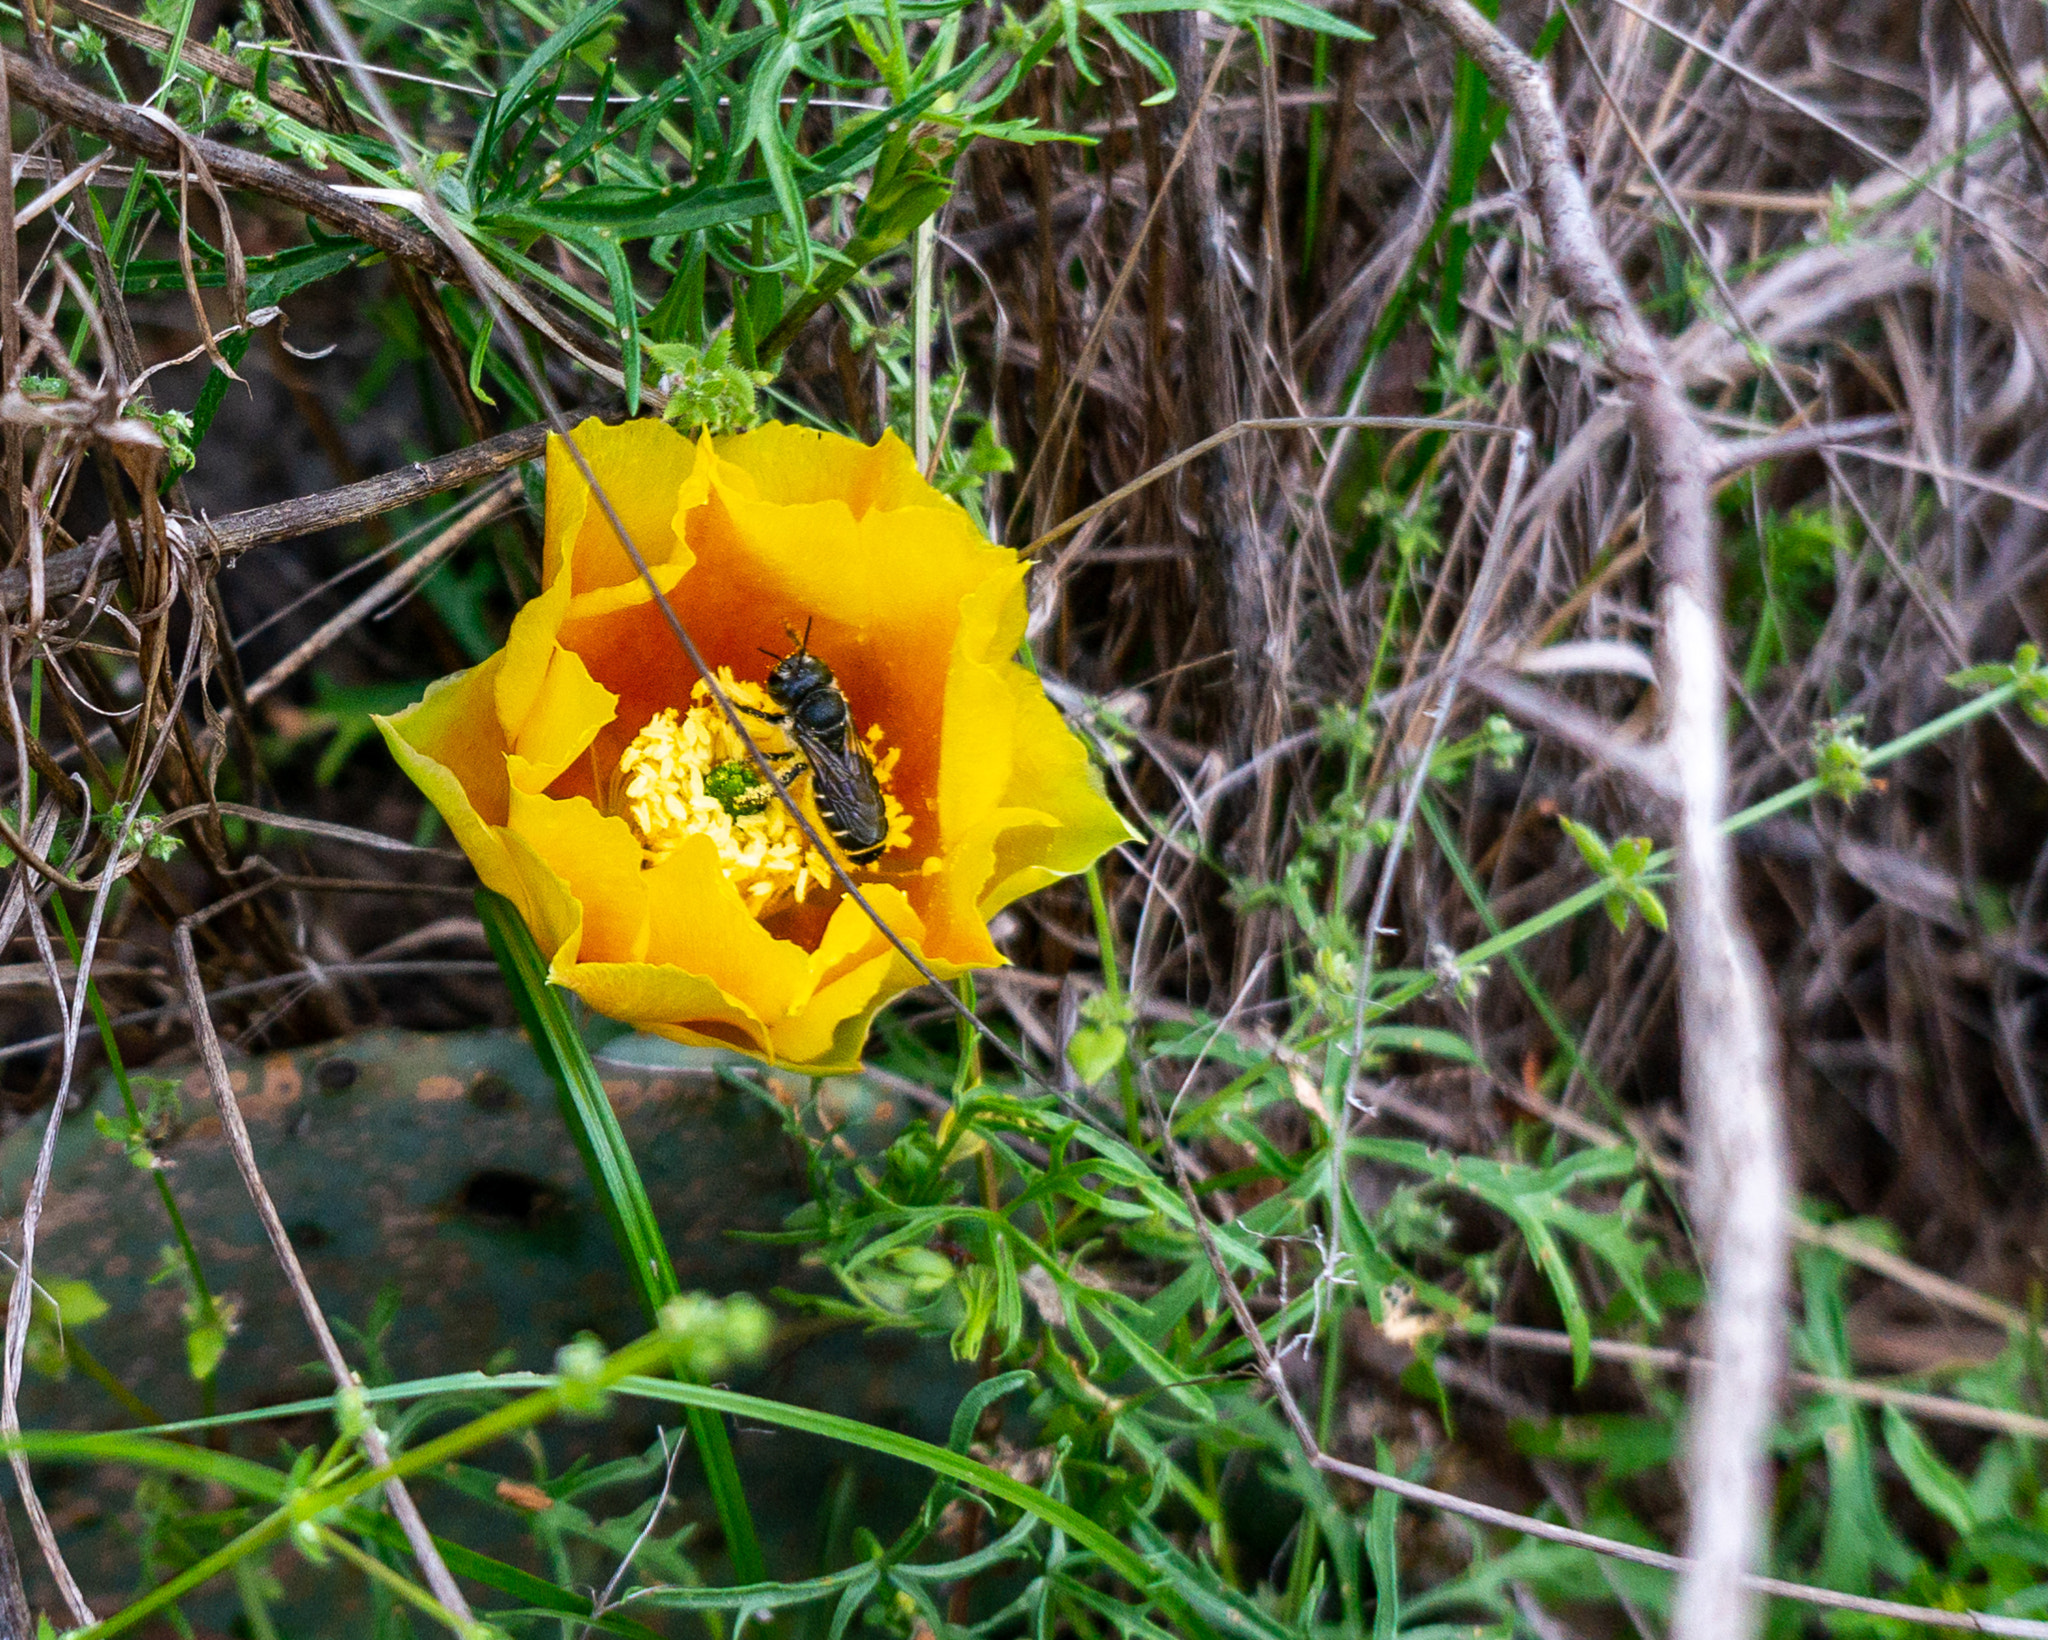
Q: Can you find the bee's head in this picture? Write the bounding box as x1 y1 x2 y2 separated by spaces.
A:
765 644 835 707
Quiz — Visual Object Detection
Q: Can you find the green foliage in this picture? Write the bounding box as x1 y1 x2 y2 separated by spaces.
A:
650 331 771 433
93 1073 185 1170
1066 989 1135 1086
1722 491 1849 689
1429 712 1525 786
1353 1138 1659 1382
1951 641 2048 726
1813 715 1874 801
97 801 186 862
1558 816 1668 934
28 0 2047 1632
24 1279 110 1382
149 1243 239 1384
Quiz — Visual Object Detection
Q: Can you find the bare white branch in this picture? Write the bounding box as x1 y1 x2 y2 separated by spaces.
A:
1390 4 1791 1634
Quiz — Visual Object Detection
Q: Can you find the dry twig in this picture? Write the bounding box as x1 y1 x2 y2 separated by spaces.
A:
1383 4 1791 1633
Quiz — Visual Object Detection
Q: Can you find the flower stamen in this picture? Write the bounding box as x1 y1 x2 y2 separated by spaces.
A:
614 670 911 918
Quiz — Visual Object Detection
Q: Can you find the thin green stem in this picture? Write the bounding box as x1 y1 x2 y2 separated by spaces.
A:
1315 677 2024 1045
47 892 223 1419
1084 863 1143 1147
952 973 982 1100
64 1331 683 1640
314 1524 476 1638
477 890 765 1590
97 0 201 292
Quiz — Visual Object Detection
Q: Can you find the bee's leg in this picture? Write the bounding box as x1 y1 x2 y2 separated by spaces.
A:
763 752 808 784
732 702 788 726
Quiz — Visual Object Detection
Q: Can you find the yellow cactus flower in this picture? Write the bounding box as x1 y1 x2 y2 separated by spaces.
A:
376 417 1133 1073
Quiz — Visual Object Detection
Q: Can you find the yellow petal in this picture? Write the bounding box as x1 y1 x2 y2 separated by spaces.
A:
714 424 946 518
542 416 704 595
507 644 618 796
937 561 1030 845
766 886 930 1070
981 669 1139 914
505 789 648 964
377 655 510 825
374 660 519 895
384 416 1135 1079
919 804 1052 969
557 966 775 1062
495 536 575 739
498 822 586 969
641 835 812 1021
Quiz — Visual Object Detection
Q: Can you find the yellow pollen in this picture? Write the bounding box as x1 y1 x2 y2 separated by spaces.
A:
613 668 912 919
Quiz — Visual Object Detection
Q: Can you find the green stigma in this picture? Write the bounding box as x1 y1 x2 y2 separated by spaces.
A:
704 758 771 818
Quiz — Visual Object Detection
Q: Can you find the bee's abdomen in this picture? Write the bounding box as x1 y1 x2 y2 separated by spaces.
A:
811 780 889 864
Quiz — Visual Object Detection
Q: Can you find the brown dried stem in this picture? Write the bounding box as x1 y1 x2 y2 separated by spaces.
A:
0 418 552 616
171 874 475 1625
0 45 464 281
1385 4 1791 1634
55 0 332 125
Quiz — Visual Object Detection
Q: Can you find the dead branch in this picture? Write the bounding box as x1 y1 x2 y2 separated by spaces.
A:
1387 4 1791 1636
54 0 331 125
241 477 515 707
0 46 463 281
0 419 552 617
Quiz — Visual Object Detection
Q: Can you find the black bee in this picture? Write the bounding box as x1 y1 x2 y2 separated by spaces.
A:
736 622 891 866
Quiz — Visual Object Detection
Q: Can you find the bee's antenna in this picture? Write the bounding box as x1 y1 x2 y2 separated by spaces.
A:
758 645 783 662
801 616 814 652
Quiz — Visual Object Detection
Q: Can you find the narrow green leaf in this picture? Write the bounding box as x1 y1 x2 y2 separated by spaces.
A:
476 889 766 1585
1882 1404 1981 1538
1367 1443 1400 1640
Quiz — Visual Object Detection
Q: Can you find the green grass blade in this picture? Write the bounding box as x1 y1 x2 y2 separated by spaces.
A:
1367 1453 1399 1640
476 888 766 1585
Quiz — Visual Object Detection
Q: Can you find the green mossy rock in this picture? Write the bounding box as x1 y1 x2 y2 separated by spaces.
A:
4 1029 965 1632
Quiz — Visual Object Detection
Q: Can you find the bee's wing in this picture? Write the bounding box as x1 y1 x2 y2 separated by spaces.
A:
792 718 889 850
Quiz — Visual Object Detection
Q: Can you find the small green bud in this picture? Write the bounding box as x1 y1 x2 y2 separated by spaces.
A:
335 1383 372 1443
650 333 770 435
658 1292 775 1379
554 1335 611 1416
1813 717 1872 802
